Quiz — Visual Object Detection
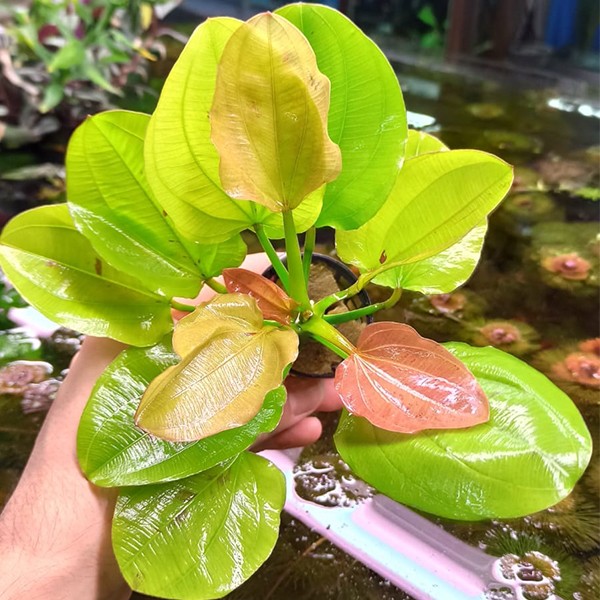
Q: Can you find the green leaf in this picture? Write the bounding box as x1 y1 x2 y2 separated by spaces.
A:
0 205 172 346
0 330 42 365
135 294 298 442
67 110 203 299
335 343 592 520
77 341 286 486
144 18 253 244
191 235 247 280
113 453 285 599
336 150 513 275
259 186 323 238
404 129 448 159
417 6 438 28
81 63 121 95
39 81 64 113
211 13 341 213
372 221 487 292
48 40 85 72
277 3 407 229
372 132 484 293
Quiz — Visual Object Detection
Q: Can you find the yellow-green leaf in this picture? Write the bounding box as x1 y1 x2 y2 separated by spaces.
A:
337 150 513 274
144 18 252 244
135 294 298 442
0 205 172 346
404 129 448 159
210 12 341 212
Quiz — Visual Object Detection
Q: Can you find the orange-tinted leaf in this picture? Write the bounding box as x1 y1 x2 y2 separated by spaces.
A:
223 268 298 324
335 322 489 433
210 12 341 212
135 294 298 442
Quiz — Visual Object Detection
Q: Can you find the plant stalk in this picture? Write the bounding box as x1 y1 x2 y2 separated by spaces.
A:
323 288 402 324
300 315 355 358
170 299 195 312
302 226 316 282
205 278 227 294
282 211 311 309
255 224 290 291
314 257 413 316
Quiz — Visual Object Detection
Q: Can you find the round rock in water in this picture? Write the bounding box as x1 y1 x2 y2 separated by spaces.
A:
293 451 374 508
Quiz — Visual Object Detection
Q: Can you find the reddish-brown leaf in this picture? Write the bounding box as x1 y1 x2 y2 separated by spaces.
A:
223 268 298 324
335 322 489 433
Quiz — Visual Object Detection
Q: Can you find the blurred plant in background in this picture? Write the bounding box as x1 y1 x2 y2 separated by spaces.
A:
0 0 182 148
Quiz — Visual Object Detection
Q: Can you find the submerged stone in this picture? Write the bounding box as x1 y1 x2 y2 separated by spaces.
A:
535 155 596 191
21 378 61 414
293 451 374 508
0 360 52 395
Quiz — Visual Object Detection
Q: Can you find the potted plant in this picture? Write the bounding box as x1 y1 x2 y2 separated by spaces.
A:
0 0 182 148
0 4 591 599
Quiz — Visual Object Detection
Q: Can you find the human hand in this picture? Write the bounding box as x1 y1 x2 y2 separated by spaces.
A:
0 253 342 600
172 252 343 450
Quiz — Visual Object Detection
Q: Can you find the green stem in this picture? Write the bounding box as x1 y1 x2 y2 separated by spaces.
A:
263 319 286 328
302 226 316 283
313 273 368 316
300 316 355 359
90 4 116 41
170 299 195 312
205 278 227 294
283 211 311 309
314 257 412 317
323 289 402 325
255 224 289 291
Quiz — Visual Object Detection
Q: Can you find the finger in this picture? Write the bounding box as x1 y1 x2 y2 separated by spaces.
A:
253 416 322 451
279 377 329 431
314 378 343 411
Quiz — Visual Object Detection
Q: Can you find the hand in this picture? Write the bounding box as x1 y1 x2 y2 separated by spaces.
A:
0 253 342 600
172 252 342 449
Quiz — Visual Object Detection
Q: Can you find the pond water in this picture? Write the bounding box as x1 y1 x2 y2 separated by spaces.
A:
0 54 598 599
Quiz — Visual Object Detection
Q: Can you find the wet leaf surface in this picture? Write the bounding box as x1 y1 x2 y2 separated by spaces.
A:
135 295 298 442
335 322 489 433
0 205 173 345
113 453 285 599
78 341 286 487
335 344 592 520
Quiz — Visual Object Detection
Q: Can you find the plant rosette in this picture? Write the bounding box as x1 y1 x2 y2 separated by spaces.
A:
262 252 373 377
0 4 591 599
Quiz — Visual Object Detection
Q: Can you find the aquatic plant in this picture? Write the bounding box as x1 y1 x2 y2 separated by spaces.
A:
467 103 505 120
0 4 592 598
0 0 181 144
494 192 564 238
535 154 596 191
530 222 599 296
523 491 600 553
533 341 600 422
511 166 543 192
542 253 592 281
468 319 540 356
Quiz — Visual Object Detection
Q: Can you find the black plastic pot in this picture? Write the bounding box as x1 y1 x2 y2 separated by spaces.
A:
263 253 372 378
